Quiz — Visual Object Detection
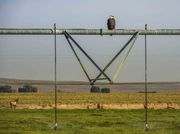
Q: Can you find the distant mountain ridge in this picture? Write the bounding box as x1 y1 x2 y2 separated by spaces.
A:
0 78 180 85
1 78 180 92
0 78 88 85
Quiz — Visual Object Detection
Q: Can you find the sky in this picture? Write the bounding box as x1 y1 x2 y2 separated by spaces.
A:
0 0 180 82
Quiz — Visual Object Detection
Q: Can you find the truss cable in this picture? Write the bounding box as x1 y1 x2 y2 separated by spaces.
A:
64 34 91 82
144 24 149 131
92 32 139 84
54 23 58 130
113 32 139 82
64 31 112 84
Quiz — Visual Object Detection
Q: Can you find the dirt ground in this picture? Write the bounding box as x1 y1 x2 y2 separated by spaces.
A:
1 103 180 110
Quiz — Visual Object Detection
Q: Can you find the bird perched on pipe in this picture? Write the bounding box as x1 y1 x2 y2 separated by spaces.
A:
107 15 116 30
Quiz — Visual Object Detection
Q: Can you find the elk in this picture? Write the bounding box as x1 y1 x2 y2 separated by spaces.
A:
97 103 103 109
10 98 19 109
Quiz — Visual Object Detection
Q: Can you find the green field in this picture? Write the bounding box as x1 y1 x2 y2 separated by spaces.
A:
0 109 180 134
0 92 180 133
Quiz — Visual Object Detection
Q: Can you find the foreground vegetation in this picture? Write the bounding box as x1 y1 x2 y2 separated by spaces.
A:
0 93 179 133
0 92 180 106
0 109 179 134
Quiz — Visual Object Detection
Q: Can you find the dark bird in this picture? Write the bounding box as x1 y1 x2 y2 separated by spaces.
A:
107 15 116 30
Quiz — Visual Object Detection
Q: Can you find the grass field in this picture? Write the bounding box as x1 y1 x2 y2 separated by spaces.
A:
0 92 180 109
0 92 180 133
0 92 180 105
0 109 180 134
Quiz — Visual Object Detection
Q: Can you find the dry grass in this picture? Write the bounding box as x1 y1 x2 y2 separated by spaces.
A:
0 92 180 109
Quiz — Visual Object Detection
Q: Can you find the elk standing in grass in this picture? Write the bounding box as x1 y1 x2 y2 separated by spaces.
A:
97 103 103 109
10 98 19 109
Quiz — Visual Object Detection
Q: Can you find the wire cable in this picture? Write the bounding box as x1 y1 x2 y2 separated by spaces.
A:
144 24 148 131
113 32 139 82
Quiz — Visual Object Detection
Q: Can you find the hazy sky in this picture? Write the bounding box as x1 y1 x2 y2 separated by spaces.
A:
0 0 180 82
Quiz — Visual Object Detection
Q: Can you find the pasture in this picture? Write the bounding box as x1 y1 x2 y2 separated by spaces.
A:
0 92 180 104
0 109 180 134
0 92 180 133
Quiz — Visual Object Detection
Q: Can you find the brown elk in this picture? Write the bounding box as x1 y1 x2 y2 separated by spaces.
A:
10 98 19 109
97 103 103 109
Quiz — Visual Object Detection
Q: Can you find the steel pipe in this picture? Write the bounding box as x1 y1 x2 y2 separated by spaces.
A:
0 28 180 35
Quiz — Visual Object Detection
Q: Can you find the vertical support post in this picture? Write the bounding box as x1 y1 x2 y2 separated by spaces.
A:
54 23 58 130
144 24 148 131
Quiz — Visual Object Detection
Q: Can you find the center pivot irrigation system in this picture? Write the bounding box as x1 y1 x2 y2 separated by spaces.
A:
1 25 180 131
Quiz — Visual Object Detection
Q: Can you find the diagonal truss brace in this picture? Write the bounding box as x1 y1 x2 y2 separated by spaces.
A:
91 32 139 84
64 31 112 84
64 34 91 83
113 32 139 82
64 31 139 85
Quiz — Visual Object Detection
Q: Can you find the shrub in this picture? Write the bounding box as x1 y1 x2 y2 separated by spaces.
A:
90 86 100 93
18 84 38 92
0 85 12 93
101 88 110 93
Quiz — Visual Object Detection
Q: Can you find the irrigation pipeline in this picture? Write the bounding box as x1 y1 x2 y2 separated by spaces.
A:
1 26 180 132
1 28 180 35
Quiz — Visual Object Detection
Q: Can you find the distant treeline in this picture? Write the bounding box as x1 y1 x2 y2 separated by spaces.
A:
0 85 13 93
0 85 38 93
90 86 110 93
